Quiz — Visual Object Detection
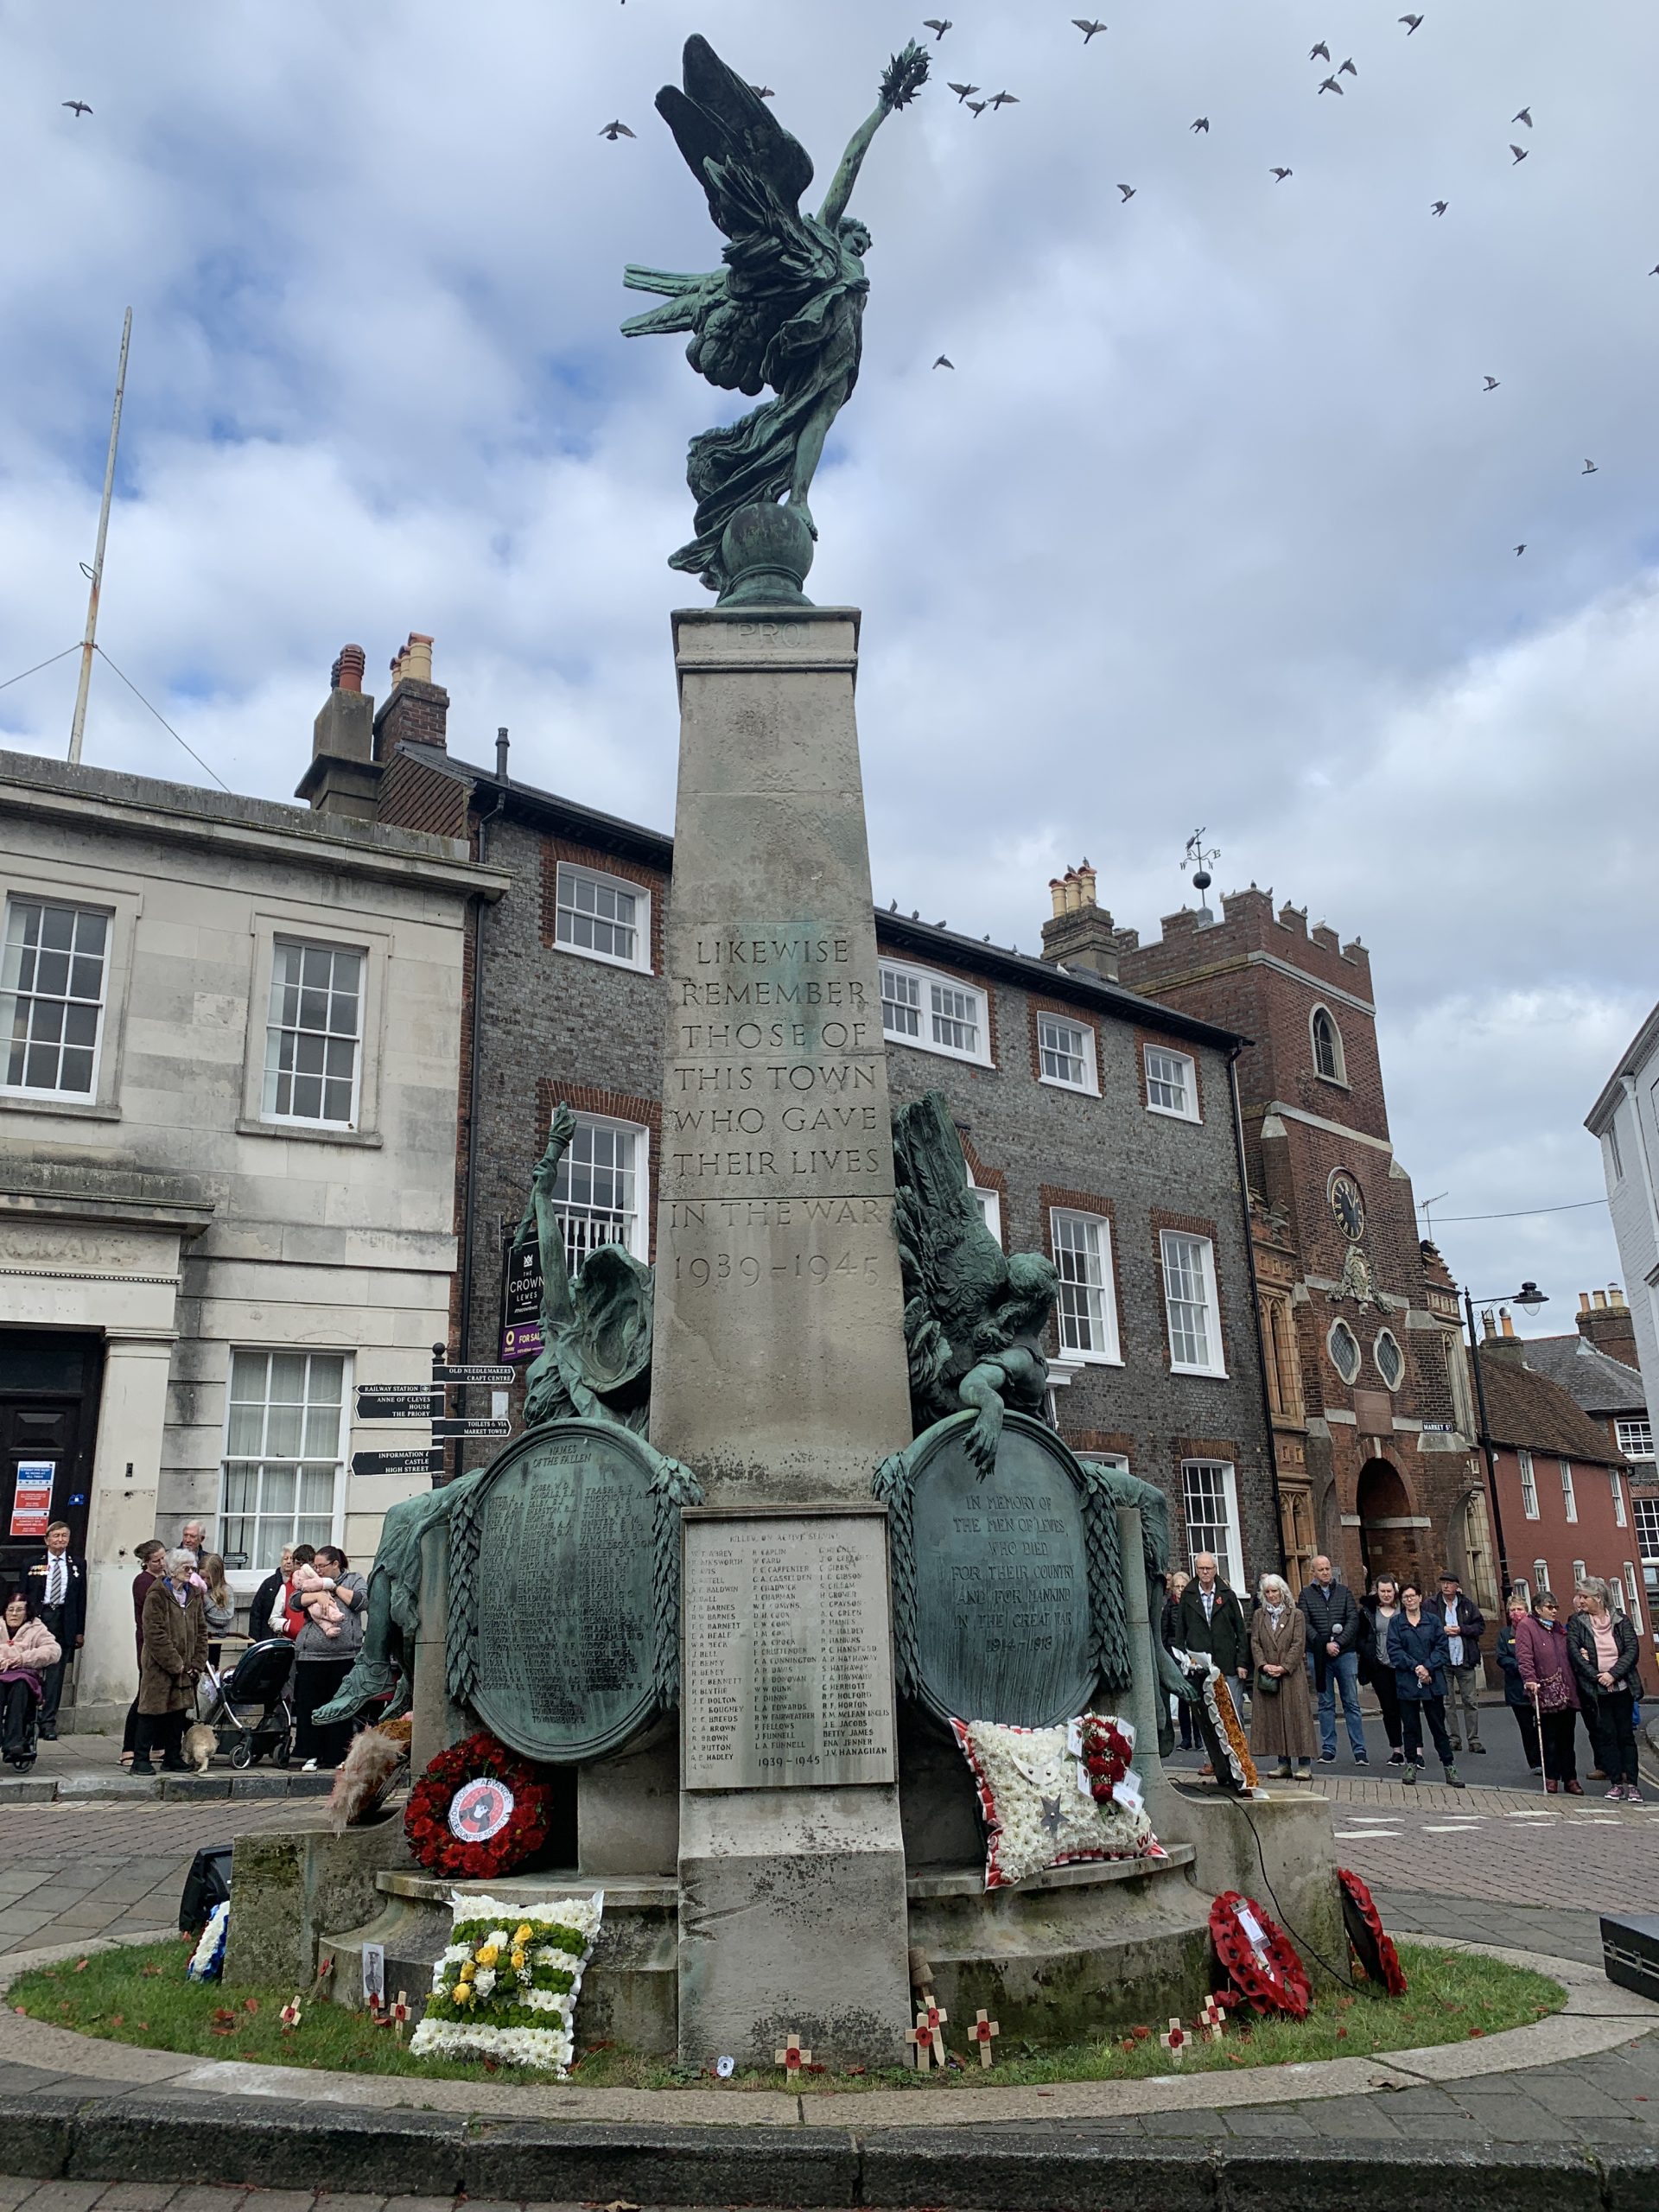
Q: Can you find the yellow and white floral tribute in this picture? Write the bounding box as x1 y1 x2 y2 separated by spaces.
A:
408 1891 604 2074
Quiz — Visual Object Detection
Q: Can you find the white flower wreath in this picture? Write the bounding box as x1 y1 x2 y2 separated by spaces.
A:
950 1716 1159 1889
409 1891 604 2074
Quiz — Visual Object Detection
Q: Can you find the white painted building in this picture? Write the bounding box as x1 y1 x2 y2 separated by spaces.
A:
1586 1001 1659 1466
0 747 506 1726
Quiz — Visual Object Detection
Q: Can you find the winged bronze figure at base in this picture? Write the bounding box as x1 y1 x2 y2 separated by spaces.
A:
623 34 928 598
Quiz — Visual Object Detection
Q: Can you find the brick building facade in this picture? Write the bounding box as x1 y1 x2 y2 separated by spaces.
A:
296 642 1280 1595
1036 872 1493 1610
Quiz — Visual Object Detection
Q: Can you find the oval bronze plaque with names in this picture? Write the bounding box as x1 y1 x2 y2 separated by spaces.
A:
469 1422 660 1763
909 1416 1096 1728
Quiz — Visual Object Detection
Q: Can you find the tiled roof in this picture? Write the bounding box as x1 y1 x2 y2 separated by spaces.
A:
1478 1347 1630 1468
1521 1334 1647 1418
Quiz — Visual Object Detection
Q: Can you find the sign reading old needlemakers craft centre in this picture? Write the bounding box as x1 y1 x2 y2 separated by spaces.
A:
467 1424 663 1762
907 1418 1097 1729
682 1510 896 1789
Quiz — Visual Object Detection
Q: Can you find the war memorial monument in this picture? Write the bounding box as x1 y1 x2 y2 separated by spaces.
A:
227 32 1342 2068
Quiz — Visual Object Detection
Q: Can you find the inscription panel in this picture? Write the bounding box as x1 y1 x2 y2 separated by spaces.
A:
909 1421 1096 1728
683 1511 897 1789
473 1426 658 1762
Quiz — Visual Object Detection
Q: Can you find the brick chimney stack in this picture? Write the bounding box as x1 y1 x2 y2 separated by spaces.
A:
296 642 379 820
1040 859 1134 980
373 630 448 760
1576 1286 1639 1367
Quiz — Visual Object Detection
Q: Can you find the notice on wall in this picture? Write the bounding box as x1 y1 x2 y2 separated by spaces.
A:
682 1510 896 1790
10 1463 54 1540
500 1236 543 1362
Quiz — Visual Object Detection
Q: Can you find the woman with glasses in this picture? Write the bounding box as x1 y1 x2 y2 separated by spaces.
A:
1566 1577 1643 1802
1514 1589 1582 1795
1385 1580 1463 1786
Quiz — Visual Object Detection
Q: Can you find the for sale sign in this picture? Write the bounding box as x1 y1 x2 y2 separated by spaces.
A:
501 1235 543 1362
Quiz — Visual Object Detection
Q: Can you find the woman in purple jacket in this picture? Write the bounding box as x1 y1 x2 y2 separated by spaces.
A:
1514 1589 1583 1795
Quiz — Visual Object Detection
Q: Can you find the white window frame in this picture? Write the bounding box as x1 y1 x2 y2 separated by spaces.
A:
553 860 652 975
1181 1459 1245 1594
1373 1327 1404 1391
1326 1318 1362 1385
1037 1011 1098 1095
878 957 993 1067
1611 1468 1627 1528
1615 1417 1653 1465
554 1112 651 1275
1637 1497 1659 1561
1560 1458 1578 1524
219 1346 350 1586
1519 1448 1539 1519
1144 1044 1200 1122
969 1182 1002 1244
1161 1230 1226 1377
1310 1004 1347 1086
1571 1558 1586 1590
1050 1208 1122 1365
1 894 112 1102
1605 1116 1624 1182
1078 1451 1131 1478
1532 1557 1549 1594
1624 1560 1643 1624
261 937 365 1129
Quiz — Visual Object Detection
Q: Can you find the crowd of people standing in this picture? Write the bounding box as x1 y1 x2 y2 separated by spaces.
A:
1161 1548 1646 1800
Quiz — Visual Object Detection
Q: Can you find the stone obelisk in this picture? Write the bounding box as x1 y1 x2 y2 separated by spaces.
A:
650 589 915 2065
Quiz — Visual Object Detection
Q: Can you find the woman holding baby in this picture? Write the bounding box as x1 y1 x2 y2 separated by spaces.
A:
288 1544 367 1771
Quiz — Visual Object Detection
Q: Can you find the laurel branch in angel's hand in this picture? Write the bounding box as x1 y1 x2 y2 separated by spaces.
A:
880 41 930 112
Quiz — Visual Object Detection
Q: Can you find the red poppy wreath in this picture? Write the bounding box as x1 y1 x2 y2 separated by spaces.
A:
1209 1889 1313 2019
1338 1867 1408 1996
404 1730 554 1881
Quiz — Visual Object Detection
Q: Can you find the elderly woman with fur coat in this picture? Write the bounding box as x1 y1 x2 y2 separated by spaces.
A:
1249 1572 1318 1781
133 1548 208 1776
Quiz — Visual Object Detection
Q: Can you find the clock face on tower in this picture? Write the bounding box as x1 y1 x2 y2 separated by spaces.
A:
1329 1171 1366 1242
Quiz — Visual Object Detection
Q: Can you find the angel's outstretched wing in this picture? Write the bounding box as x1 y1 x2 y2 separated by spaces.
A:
892 1091 1013 1427
623 37 839 398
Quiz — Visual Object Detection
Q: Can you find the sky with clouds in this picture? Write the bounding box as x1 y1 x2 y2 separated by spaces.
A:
2 0 1655 1333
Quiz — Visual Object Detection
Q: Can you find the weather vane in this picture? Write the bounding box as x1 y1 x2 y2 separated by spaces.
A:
622 35 930 602
1182 830 1220 920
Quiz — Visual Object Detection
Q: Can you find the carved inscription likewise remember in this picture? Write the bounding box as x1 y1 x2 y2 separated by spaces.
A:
473 1428 659 1762
908 1422 1097 1728
683 1512 896 1789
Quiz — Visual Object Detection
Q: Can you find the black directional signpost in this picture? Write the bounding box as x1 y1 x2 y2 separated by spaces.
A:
351 1345 517 1481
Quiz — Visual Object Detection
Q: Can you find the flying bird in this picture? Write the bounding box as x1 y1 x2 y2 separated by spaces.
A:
1510 143 1529 162
61 99 92 117
1074 19 1108 41
933 355 954 370
1310 41 1330 62
599 119 635 139
948 81 981 102
1581 458 1598 474
1513 544 1526 556
966 99 988 117
989 90 1020 108
1319 74 1344 94
1483 375 1500 390
1400 12 1423 30
1431 199 1448 215
1191 117 1210 133
1117 182 1136 200
922 17 952 38
751 85 775 100
1513 107 1532 127
1271 165 1293 181
1338 57 1357 75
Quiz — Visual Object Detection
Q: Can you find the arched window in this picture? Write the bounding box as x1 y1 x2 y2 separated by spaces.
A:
1311 1005 1345 1084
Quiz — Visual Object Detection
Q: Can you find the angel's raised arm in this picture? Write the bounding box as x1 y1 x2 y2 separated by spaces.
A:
819 41 929 230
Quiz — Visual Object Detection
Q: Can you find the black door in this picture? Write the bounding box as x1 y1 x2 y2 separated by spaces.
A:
0 1332 103 1594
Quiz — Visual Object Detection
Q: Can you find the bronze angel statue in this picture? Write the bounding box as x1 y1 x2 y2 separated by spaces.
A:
892 1091 1061 1475
623 35 929 595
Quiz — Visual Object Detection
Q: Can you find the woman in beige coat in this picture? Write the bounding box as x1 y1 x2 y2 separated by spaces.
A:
134 1548 208 1775
1249 1573 1317 1780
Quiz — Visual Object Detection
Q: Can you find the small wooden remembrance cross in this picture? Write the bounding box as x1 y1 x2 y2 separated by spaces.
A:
391 1990 410 2041
922 1998 948 2064
774 2031 811 2077
1198 1995 1226 2044
906 2010 934 2070
969 2007 1001 2068
1160 2016 1189 2064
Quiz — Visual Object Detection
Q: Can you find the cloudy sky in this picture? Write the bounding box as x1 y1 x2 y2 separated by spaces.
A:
3 0 1655 1328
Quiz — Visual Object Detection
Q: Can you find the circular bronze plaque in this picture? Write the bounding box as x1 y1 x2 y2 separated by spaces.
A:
469 1421 661 1763
908 1414 1096 1728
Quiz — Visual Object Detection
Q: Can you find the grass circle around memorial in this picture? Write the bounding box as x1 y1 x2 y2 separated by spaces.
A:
7 1937 1562 2090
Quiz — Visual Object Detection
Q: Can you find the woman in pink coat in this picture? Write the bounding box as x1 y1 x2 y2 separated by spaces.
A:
1 1592 61 1770
1513 1589 1582 1795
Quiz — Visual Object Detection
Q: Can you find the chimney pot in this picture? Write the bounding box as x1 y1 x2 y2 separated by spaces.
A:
1592 1289 1607 1310
1049 876 1068 920
1609 1283 1624 1306
331 643 365 696
1579 1292 1591 1313
1500 1308 1516 1338
495 726 511 780
1481 1309 1497 1339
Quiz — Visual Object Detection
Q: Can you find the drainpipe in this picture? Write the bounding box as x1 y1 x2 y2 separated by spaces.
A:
1229 1046 1287 1579
457 751 509 1380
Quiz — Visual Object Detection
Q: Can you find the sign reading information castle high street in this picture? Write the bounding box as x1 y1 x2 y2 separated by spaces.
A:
682 1510 895 1789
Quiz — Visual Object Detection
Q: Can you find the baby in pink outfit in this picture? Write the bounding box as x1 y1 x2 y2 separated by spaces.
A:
291 1561 344 1636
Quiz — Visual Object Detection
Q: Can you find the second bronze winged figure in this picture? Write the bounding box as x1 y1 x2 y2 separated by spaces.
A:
623 35 929 596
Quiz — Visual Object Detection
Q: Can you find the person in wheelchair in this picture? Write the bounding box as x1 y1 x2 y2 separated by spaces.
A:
1 1589 60 1771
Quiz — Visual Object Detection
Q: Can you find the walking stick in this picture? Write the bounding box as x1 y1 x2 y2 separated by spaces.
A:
1529 1681 1548 1799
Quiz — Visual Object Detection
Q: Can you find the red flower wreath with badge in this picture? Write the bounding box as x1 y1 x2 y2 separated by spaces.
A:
404 1730 553 1881
1209 1889 1313 2019
1338 1868 1408 1996
1078 1713 1135 1804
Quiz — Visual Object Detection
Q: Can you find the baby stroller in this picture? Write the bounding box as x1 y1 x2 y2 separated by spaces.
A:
194 1636 296 1769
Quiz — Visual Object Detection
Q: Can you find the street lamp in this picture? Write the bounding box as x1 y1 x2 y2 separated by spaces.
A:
1461 1281 1548 1598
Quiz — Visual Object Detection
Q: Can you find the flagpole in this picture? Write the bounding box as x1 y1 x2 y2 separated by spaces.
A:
68 306 132 766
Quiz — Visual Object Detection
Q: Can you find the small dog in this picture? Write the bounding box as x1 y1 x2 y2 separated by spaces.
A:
181 1722 216 1773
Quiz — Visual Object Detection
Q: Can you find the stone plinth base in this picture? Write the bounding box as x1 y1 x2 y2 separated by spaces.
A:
222 1814 413 1990
1160 1784 1350 1986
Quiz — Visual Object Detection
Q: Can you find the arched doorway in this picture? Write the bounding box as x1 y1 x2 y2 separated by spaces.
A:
1356 1458 1421 1592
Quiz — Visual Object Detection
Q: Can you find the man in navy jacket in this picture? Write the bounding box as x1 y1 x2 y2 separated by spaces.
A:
24 1522 86 1739
1300 1554 1367 1764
